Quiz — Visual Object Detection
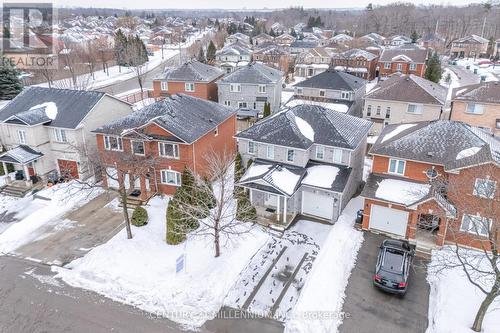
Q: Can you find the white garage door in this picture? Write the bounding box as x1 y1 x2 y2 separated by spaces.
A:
370 205 409 237
302 191 334 220
106 167 119 189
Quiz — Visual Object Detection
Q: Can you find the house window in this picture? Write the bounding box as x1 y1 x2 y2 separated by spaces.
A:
385 107 391 119
17 130 26 144
185 83 195 92
466 103 484 114
53 128 68 143
230 84 241 92
473 178 496 199
315 146 324 160
287 149 295 162
367 105 372 117
267 145 274 159
407 104 423 114
224 100 231 106
409 63 416 71
384 62 391 69
333 148 343 163
248 141 256 154
253 102 257 109
297 88 303 95
319 90 326 97
396 63 402 71
104 136 123 151
388 158 405 175
376 106 381 116
460 214 491 237
131 141 145 155
214 126 219 137
496 119 500 129
258 85 266 93
160 169 181 186
158 142 179 158
341 91 349 99
160 81 168 91
238 102 248 108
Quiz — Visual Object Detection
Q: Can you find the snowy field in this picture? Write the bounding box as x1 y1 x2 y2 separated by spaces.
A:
225 220 331 321
0 181 103 253
427 247 500 333
285 196 364 333
53 196 270 329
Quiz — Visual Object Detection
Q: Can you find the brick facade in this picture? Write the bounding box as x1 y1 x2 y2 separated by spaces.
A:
450 100 500 134
152 80 220 102
377 62 426 77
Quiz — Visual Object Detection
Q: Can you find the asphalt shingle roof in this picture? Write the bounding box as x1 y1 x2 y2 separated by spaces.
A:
379 44 428 63
294 69 366 91
158 60 223 82
217 62 283 85
0 87 106 129
453 81 500 104
93 94 235 144
236 104 372 150
366 74 447 105
370 120 499 171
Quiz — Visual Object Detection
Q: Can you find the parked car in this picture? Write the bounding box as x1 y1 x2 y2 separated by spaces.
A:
373 239 414 296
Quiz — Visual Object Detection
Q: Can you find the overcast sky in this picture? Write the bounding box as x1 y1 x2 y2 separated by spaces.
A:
54 0 478 10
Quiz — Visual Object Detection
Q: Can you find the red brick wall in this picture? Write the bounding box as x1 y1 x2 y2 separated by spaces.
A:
152 80 220 101
377 62 426 77
371 155 446 182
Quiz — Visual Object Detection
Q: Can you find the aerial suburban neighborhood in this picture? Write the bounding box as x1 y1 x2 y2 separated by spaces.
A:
0 1 498 333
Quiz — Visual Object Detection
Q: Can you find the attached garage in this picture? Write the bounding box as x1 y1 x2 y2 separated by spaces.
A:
369 204 409 237
57 159 79 179
302 191 335 220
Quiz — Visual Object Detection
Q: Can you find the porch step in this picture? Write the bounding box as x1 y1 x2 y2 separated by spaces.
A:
0 185 31 197
415 243 433 259
118 197 144 210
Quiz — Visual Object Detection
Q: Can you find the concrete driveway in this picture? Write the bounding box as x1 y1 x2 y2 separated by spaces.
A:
340 232 429 333
13 193 124 265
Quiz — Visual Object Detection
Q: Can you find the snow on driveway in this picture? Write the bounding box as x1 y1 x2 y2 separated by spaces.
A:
427 247 500 333
53 196 269 329
285 196 364 333
225 220 331 321
0 181 103 254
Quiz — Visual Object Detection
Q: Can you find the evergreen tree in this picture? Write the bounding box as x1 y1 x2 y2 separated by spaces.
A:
263 102 271 118
166 197 186 245
290 28 297 38
410 31 419 43
197 48 206 63
0 58 22 100
206 40 217 63
114 29 128 66
424 52 442 83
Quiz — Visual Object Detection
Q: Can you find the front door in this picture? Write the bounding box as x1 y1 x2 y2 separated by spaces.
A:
58 159 79 179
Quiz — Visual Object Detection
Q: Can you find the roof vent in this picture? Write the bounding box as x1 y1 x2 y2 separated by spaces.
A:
209 118 214 123
427 152 434 157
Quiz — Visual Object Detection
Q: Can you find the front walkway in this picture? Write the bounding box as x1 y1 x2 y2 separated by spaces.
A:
13 193 124 265
339 232 429 333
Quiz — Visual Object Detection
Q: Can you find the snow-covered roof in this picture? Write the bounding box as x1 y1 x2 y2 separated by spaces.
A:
375 178 430 205
285 99 349 113
0 145 43 165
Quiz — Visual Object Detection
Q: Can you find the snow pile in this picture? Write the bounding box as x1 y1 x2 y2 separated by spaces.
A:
29 101 58 120
53 196 269 328
0 181 102 253
456 146 482 160
285 196 365 333
294 116 315 142
266 167 301 195
381 123 417 143
303 165 339 189
375 179 430 205
427 247 500 333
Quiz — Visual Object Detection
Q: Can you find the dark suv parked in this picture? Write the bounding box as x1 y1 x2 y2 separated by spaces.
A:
373 239 415 295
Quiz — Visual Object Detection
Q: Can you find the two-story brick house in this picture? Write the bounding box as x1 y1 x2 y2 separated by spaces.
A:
294 47 331 78
450 81 500 134
236 104 372 229
363 74 447 135
217 62 284 114
93 94 236 200
362 120 499 251
290 69 366 117
377 44 428 77
450 35 489 58
0 87 133 194
152 60 224 101
332 48 379 80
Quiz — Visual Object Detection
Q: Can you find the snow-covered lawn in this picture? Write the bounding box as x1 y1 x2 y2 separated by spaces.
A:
427 247 500 333
285 196 364 333
53 196 269 329
0 181 102 253
440 68 460 102
454 58 500 82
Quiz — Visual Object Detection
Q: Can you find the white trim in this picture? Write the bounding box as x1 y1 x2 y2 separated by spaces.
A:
158 142 180 159
131 140 145 156
388 158 406 176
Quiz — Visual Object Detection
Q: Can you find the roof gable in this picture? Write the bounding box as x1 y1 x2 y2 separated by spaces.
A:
159 60 223 83
294 69 366 91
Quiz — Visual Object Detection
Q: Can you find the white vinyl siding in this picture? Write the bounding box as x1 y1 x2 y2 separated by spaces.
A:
160 170 181 186
17 130 26 144
158 142 179 159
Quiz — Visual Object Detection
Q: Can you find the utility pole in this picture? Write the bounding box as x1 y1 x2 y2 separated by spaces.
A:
434 20 439 36
178 30 182 65
481 17 486 38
